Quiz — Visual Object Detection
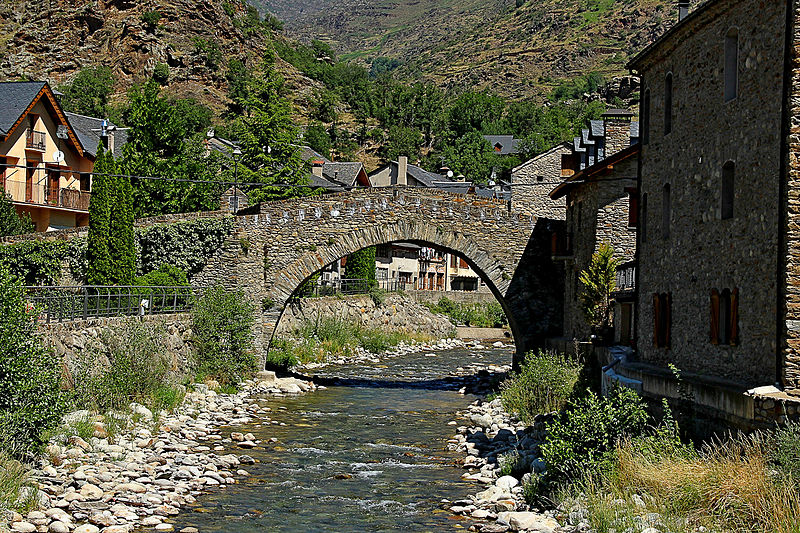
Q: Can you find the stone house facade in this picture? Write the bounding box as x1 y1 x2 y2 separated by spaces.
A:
510 142 573 220
629 0 787 392
550 137 639 341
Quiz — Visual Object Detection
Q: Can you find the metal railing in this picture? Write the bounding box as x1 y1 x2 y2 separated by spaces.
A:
292 278 415 299
26 130 46 151
3 175 91 211
25 286 194 323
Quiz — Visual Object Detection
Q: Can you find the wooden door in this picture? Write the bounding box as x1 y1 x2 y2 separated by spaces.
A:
25 165 35 202
48 169 60 205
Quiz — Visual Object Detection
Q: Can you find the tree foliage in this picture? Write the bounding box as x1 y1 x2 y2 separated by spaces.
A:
578 242 620 330
344 247 376 284
0 265 63 455
0 194 34 236
58 66 114 118
87 144 115 285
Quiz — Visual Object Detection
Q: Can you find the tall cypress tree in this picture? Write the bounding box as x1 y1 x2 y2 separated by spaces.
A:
109 169 135 285
86 144 114 285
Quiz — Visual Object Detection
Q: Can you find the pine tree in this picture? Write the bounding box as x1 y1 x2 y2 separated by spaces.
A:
86 144 114 285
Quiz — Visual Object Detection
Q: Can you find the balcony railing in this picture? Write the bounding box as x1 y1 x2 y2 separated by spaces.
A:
615 261 636 293
26 130 46 151
3 175 91 212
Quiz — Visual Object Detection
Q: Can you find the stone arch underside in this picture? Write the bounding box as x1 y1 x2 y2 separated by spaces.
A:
193 188 564 367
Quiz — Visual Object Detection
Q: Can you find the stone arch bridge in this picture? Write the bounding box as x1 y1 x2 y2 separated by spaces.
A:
193 187 564 367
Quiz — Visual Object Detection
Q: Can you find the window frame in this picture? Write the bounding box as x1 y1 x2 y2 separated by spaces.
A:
664 72 674 135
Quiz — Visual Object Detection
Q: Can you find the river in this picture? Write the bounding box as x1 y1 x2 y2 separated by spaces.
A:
169 345 514 532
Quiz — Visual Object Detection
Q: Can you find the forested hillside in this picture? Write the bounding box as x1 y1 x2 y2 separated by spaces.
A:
255 0 701 99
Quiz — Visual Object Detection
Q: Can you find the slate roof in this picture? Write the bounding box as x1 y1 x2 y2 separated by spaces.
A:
408 163 446 187
65 112 128 159
483 135 521 155
0 81 46 136
306 172 345 192
298 145 331 164
323 162 364 187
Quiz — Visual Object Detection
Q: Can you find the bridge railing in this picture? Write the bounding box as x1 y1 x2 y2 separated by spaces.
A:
24 285 195 324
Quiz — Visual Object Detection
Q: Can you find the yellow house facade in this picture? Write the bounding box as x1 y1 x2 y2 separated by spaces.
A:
0 82 94 231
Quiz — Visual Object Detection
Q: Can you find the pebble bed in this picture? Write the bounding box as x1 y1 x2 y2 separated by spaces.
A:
3 337 481 533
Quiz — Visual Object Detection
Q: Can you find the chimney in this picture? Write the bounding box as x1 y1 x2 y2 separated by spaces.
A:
678 0 689 21
396 156 408 186
602 109 635 157
311 160 325 178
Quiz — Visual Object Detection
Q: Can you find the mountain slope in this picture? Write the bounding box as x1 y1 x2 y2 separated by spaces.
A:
256 0 697 99
0 0 322 118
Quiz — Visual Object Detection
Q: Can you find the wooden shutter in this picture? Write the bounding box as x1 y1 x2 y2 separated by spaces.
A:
653 293 661 347
730 288 739 346
710 289 720 345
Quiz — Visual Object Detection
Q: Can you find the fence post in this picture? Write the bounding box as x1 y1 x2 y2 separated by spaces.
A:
83 287 88 321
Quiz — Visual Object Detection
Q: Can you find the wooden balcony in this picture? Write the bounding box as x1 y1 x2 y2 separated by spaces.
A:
26 130 46 151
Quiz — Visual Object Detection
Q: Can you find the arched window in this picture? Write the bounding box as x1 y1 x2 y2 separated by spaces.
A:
662 184 671 239
710 287 740 345
642 88 651 144
721 161 735 219
664 73 673 135
724 28 739 102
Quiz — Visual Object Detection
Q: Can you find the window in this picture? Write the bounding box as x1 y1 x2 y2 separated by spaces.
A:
641 193 648 242
642 88 651 144
664 73 673 135
653 292 672 348
450 254 458 268
710 288 739 345
724 28 739 102
721 161 735 219
662 184 671 239
626 187 639 227
376 244 391 259
79 172 91 192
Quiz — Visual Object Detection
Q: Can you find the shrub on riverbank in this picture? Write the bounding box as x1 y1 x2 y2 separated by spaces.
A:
0 265 64 456
560 426 800 533
499 351 581 424
424 297 507 328
70 319 183 413
267 316 433 369
191 286 256 386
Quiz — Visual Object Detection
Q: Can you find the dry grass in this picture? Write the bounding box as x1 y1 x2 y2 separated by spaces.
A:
576 432 800 533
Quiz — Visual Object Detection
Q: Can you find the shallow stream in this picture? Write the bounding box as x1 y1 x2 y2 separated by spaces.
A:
170 346 513 532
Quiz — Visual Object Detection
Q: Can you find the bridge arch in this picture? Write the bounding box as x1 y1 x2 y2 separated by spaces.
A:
193 188 564 367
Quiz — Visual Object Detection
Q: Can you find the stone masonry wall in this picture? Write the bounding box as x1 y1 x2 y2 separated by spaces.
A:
634 0 785 388
405 289 499 306
511 143 572 220
275 294 456 339
40 313 194 383
783 0 800 394
193 187 564 366
562 156 637 340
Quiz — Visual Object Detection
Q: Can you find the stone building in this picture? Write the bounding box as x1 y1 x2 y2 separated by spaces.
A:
510 142 574 219
616 0 800 425
550 113 639 342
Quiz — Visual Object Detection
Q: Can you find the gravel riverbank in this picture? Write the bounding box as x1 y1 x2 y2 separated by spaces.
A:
3 373 316 533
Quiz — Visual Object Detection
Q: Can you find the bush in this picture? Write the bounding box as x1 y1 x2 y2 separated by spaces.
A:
0 265 63 455
425 297 508 328
540 386 648 491
0 240 68 286
141 10 162 32
499 351 582 423
152 62 170 85
134 263 189 287
70 319 177 412
191 286 256 386
768 420 800 486
0 194 34 236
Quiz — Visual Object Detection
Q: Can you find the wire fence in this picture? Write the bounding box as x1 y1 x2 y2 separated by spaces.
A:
24 286 194 324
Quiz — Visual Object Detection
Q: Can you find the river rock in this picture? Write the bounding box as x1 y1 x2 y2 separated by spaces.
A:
497 512 558 532
496 476 519 490
79 484 104 500
129 403 153 421
11 522 36 533
48 521 70 533
73 526 100 533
